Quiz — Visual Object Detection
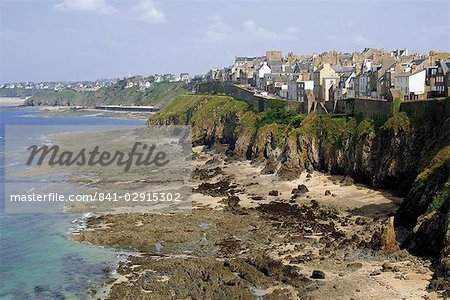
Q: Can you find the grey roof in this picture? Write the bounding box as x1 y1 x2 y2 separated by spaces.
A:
332 65 355 74
440 61 450 73
411 58 426 66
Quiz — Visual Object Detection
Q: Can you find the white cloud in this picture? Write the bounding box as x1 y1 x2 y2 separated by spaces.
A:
202 18 300 43
350 33 373 47
54 0 116 15
204 15 231 41
131 0 166 23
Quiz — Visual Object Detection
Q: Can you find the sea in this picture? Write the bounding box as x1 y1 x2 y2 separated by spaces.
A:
0 105 145 299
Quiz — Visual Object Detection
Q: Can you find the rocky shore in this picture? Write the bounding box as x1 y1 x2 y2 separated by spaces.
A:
73 147 441 299
62 94 448 299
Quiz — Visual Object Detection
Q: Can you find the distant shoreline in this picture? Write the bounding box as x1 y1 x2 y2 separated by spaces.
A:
3 105 152 120
0 97 27 106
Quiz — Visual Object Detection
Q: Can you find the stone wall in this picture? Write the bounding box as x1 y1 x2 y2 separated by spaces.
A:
196 82 449 121
400 98 449 123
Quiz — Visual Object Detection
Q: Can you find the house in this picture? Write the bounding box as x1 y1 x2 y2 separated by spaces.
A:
354 71 369 97
262 73 289 95
367 58 396 99
154 75 162 83
391 49 409 58
266 50 283 65
334 71 356 99
288 77 314 101
180 73 190 83
395 69 426 100
323 77 339 101
255 62 271 89
312 63 339 101
434 60 450 97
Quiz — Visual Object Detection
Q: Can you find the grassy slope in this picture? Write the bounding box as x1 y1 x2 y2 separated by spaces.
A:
27 82 188 108
155 94 251 124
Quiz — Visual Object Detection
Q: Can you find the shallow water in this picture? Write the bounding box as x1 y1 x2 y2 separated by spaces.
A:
0 107 145 299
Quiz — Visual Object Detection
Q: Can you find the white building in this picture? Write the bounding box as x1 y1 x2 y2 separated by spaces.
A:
180 73 190 83
395 69 426 100
255 62 271 89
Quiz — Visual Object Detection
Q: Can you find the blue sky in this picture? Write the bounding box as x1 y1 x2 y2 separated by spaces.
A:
0 0 449 82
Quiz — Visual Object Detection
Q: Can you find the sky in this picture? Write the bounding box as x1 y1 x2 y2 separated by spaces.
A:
0 0 449 83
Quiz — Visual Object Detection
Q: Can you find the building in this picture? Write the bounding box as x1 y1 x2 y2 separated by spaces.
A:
434 61 450 97
312 63 339 101
395 69 426 100
180 73 190 83
288 78 314 101
255 62 271 89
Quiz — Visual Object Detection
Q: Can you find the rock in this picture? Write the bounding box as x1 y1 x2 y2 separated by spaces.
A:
311 270 325 279
297 184 309 194
291 188 299 194
268 190 279 196
380 217 400 252
370 270 382 276
205 157 220 165
306 173 312 178
429 277 450 292
324 190 331 196
382 262 394 272
261 158 277 175
346 262 363 271
34 285 50 294
340 175 354 186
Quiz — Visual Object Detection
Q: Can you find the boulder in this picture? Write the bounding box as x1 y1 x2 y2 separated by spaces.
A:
340 175 354 186
380 217 400 252
268 190 279 196
311 270 325 279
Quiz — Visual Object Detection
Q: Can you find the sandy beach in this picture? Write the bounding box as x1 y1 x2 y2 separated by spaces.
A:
0 97 27 106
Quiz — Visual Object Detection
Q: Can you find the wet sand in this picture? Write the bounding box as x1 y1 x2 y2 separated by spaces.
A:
25 105 153 120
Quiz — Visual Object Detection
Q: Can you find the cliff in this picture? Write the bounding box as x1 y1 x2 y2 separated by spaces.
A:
149 95 450 288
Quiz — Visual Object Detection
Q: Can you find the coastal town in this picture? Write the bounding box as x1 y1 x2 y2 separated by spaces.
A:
0 73 192 95
2 48 449 105
205 48 450 102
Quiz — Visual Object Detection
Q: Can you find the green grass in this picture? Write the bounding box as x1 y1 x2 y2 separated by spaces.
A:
259 108 305 127
299 115 357 152
155 94 251 125
27 82 188 108
426 182 449 213
417 146 450 182
190 95 250 123
392 98 402 115
382 111 410 133
356 118 376 139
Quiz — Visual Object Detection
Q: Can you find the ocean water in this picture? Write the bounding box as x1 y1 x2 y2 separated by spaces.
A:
0 107 145 299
